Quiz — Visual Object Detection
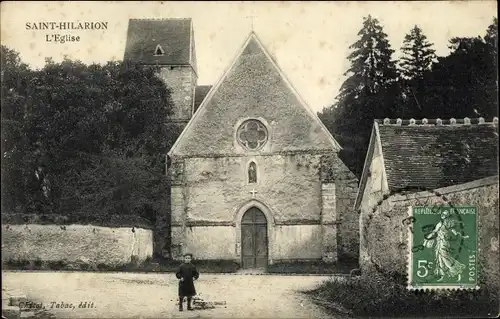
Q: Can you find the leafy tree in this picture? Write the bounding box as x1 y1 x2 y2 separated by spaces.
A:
484 17 498 53
422 17 498 118
26 58 180 217
319 15 398 176
1 48 181 224
1 45 33 213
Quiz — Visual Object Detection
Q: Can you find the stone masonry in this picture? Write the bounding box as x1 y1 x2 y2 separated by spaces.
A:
360 176 499 293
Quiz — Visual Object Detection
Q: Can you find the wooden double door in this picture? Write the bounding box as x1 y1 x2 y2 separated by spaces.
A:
241 207 268 269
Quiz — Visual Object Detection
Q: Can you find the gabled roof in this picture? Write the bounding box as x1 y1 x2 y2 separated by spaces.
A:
123 18 194 68
193 85 212 113
168 31 342 156
354 118 499 210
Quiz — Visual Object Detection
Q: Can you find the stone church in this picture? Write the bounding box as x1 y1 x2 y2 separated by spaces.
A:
124 18 358 268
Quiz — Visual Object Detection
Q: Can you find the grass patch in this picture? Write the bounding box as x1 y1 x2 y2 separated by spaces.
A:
153 257 240 273
267 260 357 274
3 257 355 275
308 273 499 317
5 259 31 269
2 257 240 273
47 260 67 270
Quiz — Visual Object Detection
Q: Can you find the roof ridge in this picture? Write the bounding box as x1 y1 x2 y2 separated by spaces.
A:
375 117 498 126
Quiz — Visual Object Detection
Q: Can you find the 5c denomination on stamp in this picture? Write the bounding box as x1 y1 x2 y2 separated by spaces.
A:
406 205 478 290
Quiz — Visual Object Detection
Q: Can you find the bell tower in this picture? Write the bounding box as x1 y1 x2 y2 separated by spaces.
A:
123 18 198 126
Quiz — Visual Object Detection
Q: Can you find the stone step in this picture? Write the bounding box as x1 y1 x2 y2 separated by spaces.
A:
2 305 20 319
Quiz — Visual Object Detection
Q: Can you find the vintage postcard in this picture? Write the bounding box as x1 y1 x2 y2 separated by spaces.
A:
1 1 498 319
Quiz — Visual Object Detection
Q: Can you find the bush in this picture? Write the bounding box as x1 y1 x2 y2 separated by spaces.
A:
47 260 67 270
267 260 356 274
194 260 240 273
2 257 240 273
79 263 90 271
5 259 30 269
33 258 43 268
97 263 113 271
310 272 499 317
152 257 239 273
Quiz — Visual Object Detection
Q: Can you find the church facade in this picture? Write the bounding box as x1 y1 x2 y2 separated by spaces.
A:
124 19 358 267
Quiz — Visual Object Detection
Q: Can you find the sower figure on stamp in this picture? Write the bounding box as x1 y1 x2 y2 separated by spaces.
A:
176 253 199 311
424 210 469 282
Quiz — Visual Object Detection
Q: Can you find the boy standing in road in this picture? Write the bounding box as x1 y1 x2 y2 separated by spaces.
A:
176 253 199 311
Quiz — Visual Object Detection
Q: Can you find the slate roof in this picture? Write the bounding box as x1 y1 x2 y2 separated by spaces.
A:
123 18 192 66
193 85 212 113
381 118 499 192
354 118 498 210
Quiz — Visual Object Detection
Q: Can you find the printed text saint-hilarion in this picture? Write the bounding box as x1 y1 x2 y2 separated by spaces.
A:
26 22 108 30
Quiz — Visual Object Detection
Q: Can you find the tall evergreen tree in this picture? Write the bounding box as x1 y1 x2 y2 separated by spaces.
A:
399 25 436 81
319 15 398 176
339 15 398 103
398 25 436 118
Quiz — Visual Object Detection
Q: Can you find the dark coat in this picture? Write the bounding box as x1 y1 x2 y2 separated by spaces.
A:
176 262 199 297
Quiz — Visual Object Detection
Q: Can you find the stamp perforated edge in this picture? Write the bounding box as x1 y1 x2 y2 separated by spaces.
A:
405 201 480 291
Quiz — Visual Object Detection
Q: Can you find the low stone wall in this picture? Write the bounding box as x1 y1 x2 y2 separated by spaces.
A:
360 176 499 291
1 224 153 266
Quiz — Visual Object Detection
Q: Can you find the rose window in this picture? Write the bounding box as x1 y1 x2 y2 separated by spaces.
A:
237 120 268 150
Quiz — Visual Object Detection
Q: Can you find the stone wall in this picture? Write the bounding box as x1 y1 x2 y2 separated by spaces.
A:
1 224 153 265
156 65 196 122
272 225 323 260
331 157 359 259
360 176 499 291
321 183 337 261
357 138 389 264
184 226 235 260
182 154 324 223
169 152 358 262
177 224 324 262
321 154 359 259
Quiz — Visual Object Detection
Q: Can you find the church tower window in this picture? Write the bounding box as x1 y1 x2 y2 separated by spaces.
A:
248 161 257 184
237 119 268 150
154 44 165 56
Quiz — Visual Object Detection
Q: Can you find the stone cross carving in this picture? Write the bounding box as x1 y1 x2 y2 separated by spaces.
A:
250 189 258 197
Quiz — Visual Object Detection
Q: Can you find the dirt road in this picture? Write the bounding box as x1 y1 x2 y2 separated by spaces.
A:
2 271 345 318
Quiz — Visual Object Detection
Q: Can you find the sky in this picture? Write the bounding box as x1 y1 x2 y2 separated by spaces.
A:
1 1 497 113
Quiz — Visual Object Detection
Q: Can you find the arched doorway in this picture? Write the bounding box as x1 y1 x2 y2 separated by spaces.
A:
241 207 268 269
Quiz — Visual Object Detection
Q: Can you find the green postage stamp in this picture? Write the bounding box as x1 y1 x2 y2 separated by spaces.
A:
407 205 478 290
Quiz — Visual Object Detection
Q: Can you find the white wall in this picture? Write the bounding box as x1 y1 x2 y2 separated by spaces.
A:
272 225 322 260
1 224 153 265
